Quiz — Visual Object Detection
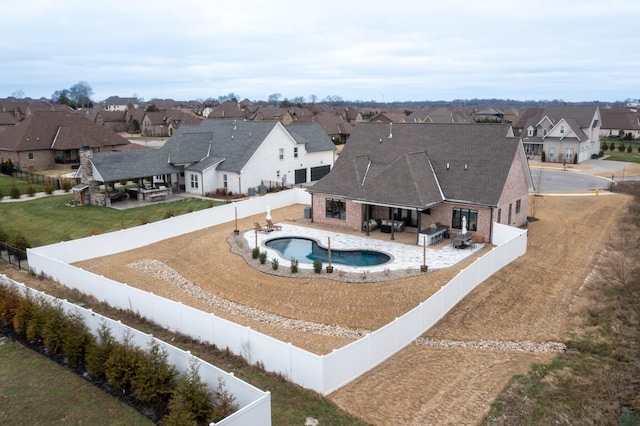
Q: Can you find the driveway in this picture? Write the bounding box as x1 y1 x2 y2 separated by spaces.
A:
531 158 639 193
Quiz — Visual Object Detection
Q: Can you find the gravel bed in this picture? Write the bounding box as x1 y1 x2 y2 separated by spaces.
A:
128 258 371 340
414 337 567 353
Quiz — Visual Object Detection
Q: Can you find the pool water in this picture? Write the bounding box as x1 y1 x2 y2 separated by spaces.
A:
265 237 391 267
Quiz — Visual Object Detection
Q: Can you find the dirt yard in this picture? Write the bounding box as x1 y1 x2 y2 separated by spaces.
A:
63 192 633 424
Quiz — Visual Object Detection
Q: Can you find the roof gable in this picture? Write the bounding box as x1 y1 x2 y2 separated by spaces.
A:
309 123 521 208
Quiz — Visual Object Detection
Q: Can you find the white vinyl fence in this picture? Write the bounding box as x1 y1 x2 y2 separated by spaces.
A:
0 274 271 426
27 188 528 399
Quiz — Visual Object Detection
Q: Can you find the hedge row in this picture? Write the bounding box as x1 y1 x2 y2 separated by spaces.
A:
0 283 238 425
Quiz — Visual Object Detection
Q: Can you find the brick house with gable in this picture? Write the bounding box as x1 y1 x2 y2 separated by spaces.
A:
307 123 532 244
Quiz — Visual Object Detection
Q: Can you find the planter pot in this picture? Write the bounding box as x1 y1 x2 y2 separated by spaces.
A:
326 266 334 273
233 229 240 235
420 265 428 272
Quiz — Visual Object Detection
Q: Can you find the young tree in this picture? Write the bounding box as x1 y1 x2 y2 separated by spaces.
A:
69 81 94 109
131 339 177 408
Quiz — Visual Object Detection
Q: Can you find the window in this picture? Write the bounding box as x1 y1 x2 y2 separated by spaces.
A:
560 125 565 134
279 148 284 160
223 174 228 188
28 152 34 160
565 148 573 160
527 127 533 137
294 147 298 158
549 147 555 158
190 174 199 189
452 208 477 231
543 129 548 136
325 198 346 219
515 199 521 214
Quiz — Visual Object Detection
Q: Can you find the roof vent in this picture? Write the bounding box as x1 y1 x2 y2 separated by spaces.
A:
446 162 450 170
388 123 393 139
464 164 468 170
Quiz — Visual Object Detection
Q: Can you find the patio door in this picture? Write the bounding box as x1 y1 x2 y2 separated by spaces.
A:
393 208 417 227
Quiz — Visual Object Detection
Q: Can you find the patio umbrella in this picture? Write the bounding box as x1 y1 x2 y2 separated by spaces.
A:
266 205 272 221
462 216 467 235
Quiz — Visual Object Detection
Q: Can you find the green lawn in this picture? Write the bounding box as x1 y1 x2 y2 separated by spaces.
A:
0 335 152 425
0 181 221 247
601 139 640 163
0 174 46 196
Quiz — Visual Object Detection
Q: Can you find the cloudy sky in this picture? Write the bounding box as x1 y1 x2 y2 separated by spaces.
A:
1 0 638 103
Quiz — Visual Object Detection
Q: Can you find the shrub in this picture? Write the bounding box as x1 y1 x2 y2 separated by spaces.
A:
164 208 175 219
540 151 546 162
132 339 177 408
26 184 36 197
251 247 260 259
104 333 144 395
85 323 117 380
139 215 150 225
9 185 20 199
41 303 68 357
313 259 323 274
601 142 608 151
609 141 616 151
259 251 267 264
165 359 213 424
44 182 54 194
627 145 633 153
61 313 93 368
61 180 73 192
9 231 30 251
573 153 578 164
290 258 299 274
211 377 239 423
618 142 626 152
271 257 279 270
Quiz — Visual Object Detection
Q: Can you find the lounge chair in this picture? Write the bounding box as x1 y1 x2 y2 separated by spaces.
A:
254 222 271 233
266 219 282 231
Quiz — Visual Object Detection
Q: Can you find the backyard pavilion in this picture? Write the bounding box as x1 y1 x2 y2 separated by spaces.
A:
81 149 180 206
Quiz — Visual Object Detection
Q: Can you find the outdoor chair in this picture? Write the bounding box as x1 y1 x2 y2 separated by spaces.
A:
254 222 271 233
266 219 282 231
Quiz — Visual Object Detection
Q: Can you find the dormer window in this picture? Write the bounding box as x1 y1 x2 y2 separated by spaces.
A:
527 127 533 137
543 129 548 136
560 125 565 134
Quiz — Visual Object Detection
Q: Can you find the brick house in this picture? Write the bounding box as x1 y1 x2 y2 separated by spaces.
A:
307 123 532 244
0 110 132 171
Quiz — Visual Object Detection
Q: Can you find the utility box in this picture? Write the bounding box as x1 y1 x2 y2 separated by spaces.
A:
303 206 312 219
248 187 256 196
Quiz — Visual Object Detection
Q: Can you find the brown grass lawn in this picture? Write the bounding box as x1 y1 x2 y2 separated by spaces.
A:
5 190 630 425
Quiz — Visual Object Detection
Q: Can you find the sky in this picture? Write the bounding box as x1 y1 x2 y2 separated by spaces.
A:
1 0 638 104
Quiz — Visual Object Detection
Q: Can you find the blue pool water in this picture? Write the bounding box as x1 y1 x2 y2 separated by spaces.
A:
265 237 391 267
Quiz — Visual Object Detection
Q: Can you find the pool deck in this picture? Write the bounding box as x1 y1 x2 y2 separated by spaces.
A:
243 223 485 273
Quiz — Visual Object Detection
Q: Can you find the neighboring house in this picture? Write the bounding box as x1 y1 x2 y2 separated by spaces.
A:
0 111 17 133
86 119 335 200
101 96 139 111
164 119 335 196
141 111 170 137
472 106 504 122
296 111 353 144
0 111 132 171
307 123 532 244
599 106 640 140
368 110 411 123
95 110 128 133
408 107 472 124
513 105 601 163
249 106 295 124
207 101 247 119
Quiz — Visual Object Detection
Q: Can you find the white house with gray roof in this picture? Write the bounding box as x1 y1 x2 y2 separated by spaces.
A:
85 119 335 202
514 105 601 163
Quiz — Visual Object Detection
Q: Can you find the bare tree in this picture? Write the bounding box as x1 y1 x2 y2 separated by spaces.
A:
268 93 281 105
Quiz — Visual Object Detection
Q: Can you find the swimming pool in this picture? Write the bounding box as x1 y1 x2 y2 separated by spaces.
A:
265 237 391 267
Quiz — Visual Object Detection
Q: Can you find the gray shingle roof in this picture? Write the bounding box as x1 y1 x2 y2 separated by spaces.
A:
308 123 521 208
285 122 336 152
91 149 178 182
162 119 280 173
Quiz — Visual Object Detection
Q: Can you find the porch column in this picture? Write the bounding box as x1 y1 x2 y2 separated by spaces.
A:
390 208 395 241
365 204 370 236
